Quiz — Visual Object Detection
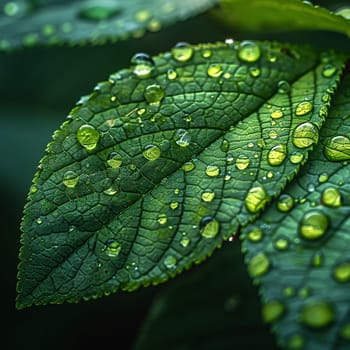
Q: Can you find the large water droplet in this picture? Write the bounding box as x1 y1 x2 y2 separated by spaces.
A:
237 41 261 63
207 64 223 77
295 101 313 116
292 122 319 149
245 186 269 213
182 161 195 172
107 151 123 168
321 187 342 207
247 227 263 242
274 238 290 251
63 170 79 188
332 262 350 282
164 255 177 269
171 42 193 62
289 151 304 164
235 154 250 170
277 194 294 212
78 0 122 21
324 135 350 161
271 110 284 119
201 189 215 203
322 64 337 78
77 124 100 151
131 52 155 78
143 144 161 161
205 164 220 177
299 210 329 240
248 253 270 277
262 300 285 323
104 239 121 257
144 84 164 105
200 216 220 239
300 301 334 328
267 144 287 166
174 129 191 147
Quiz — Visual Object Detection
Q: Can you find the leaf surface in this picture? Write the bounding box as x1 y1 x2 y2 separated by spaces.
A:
0 0 217 51
16 41 345 308
215 0 350 37
242 74 350 350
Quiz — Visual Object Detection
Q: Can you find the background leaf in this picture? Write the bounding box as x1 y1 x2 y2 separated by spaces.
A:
17 40 345 308
242 74 350 350
0 0 218 51
214 0 350 37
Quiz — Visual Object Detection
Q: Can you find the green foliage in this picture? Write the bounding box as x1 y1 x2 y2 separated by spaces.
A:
7 0 350 349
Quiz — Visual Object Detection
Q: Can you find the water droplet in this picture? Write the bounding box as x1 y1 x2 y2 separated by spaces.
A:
277 80 290 94
220 139 230 153
201 189 215 203
77 124 100 151
131 52 155 78
311 252 324 267
332 262 350 282
171 42 193 62
63 170 79 188
207 64 223 77
322 64 337 78
200 216 220 239
170 201 179 210
267 144 287 166
147 19 161 32
157 213 168 225
174 129 191 147
321 187 342 207
274 238 290 251
300 301 334 328
248 253 270 277
284 287 295 297
287 335 304 349
30 185 38 194
340 323 350 339
324 135 350 161
271 110 284 119
237 41 261 63
107 151 123 168
164 255 177 269
3 0 32 17
249 66 261 77
290 151 304 164
247 227 263 242
277 194 294 212
174 188 180 195
202 49 212 58
268 130 278 139
245 186 269 213
318 172 328 183
78 0 122 21
295 101 313 116
182 161 195 172
143 144 161 161
167 68 177 80
205 164 220 177
104 239 121 257
235 154 250 170
135 10 151 22
262 300 285 323
299 210 329 240
292 122 319 149
180 237 190 247
103 186 118 196
144 84 164 105
36 217 42 225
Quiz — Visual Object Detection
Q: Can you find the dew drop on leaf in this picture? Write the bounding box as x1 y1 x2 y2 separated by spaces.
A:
262 300 286 323
143 144 161 161
169 202 179 210
332 262 350 282
202 49 212 58
245 186 269 213
131 52 155 78
322 64 337 78
237 40 261 63
299 210 329 240
200 216 220 239
300 301 334 329
318 172 329 183
289 151 304 164
248 252 270 277
235 154 250 170
277 80 290 94
311 252 324 267
157 213 168 225
205 164 220 177
207 64 223 77
180 237 190 248
292 122 319 149
267 144 287 166
3 0 32 17
287 334 305 349
174 129 191 147
171 42 193 62
324 135 350 161
249 66 261 77
201 189 215 203
144 84 164 104
78 0 122 21
167 68 177 80
274 237 290 251
340 323 350 339
76 124 100 151
164 255 177 269
107 151 123 168
63 170 79 188
182 161 195 172
295 101 313 116
321 187 342 207
271 109 284 119
104 239 121 258
277 194 294 212
247 227 263 242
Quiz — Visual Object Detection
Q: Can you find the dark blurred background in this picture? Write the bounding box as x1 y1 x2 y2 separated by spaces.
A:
1 3 349 350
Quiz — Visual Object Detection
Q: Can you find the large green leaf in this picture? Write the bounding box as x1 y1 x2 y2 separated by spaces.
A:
0 0 217 51
16 40 345 308
242 74 350 349
215 0 350 36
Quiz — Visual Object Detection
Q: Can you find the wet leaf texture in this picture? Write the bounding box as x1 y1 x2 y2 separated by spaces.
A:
0 0 217 50
17 41 345 308
242 75 350 350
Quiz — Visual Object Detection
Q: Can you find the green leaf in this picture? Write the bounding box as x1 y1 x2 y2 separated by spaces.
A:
241 74 350 350
0 0 217 51
133 242 278 350
16 40 345 309
214 0 350 37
